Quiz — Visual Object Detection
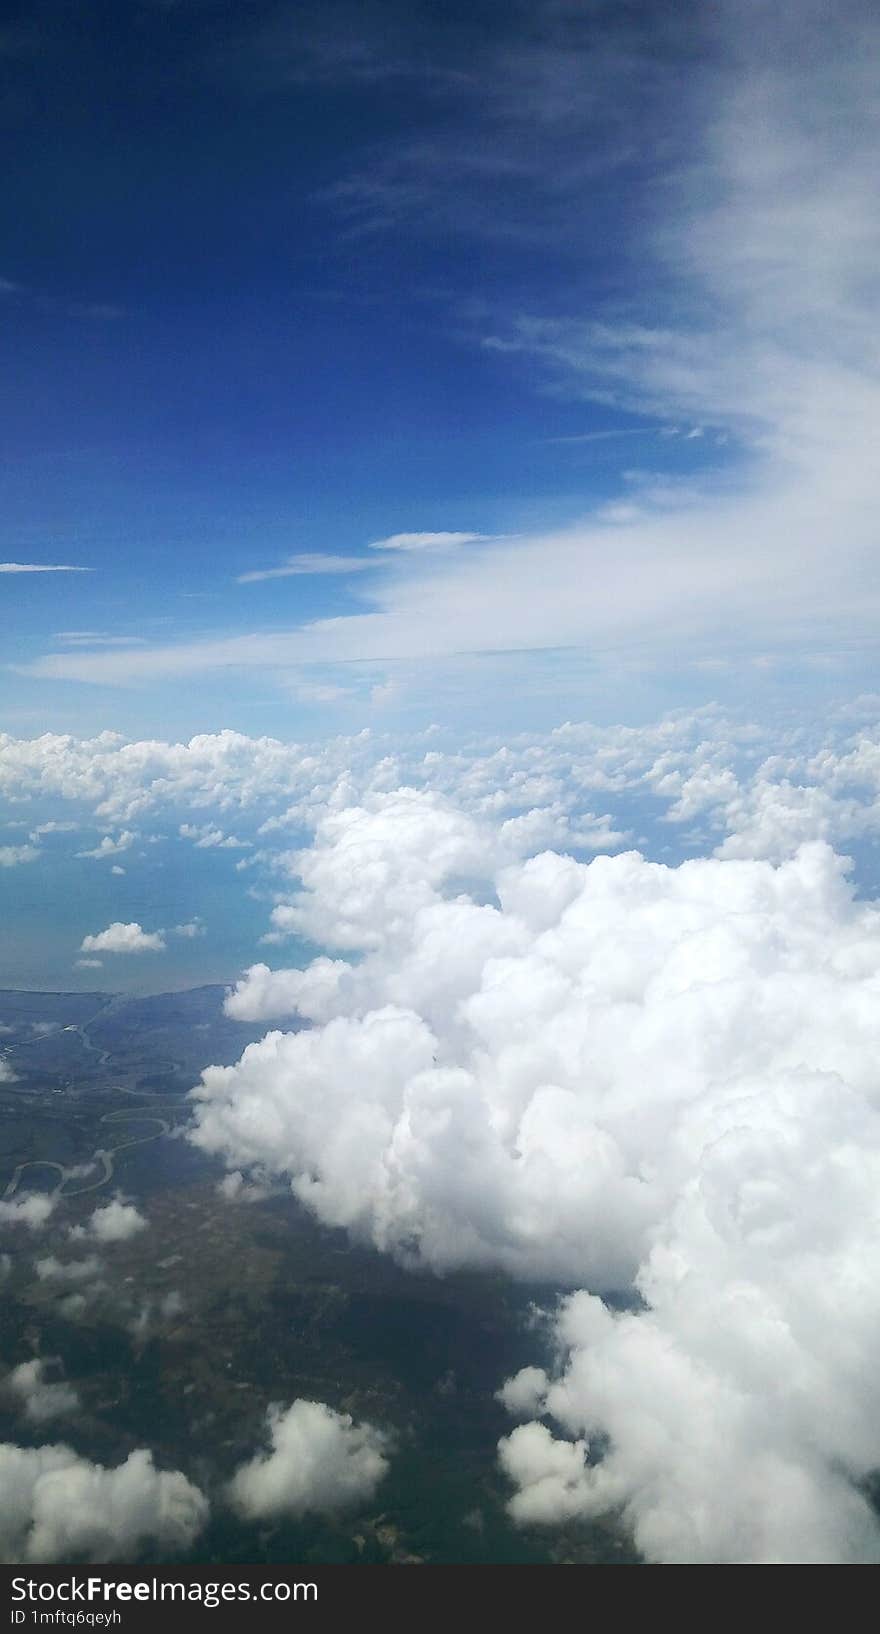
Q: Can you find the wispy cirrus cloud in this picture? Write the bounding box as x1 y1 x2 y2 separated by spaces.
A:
367 531 494 552
13 3 880 703
237 553 377 583
54 632 143 646
0 563 90 574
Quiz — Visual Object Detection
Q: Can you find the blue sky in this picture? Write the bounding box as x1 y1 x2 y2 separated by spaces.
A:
6 0 878 743
2 0 880 991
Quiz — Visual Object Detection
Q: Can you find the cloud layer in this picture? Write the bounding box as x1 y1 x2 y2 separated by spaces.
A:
5 704 880 867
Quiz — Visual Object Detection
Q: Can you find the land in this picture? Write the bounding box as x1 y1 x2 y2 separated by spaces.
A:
0 987 633 1565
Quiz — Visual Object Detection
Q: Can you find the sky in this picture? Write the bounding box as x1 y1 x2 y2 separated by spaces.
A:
3 0 879 742
4 0 880 1568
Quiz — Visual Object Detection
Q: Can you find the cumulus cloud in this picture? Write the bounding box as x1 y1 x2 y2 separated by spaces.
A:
0 706 857 865
498 1253 880 1564
76 830 136 859
71 1196 147 1244
35 1255 102 1283
217 1170 273 1204
496 1367 550 1421
0 844 39 867
0 1444 207 1563
262 787 498 951
79 922 165 954
197 817 880 1290
498 1421 591 1526
179 823 251 850
224 959 351 1023
7 1359 79 1425
227 1400 389 1520
191 784 880 1562
0 1194 56 1231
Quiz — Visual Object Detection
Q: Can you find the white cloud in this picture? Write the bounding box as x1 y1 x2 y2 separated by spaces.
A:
237 553 377 582
0 1444 207 1563
76 830 136 860
74 958 103 970
0 709 749 841
367 531 491 552
0 563 90 574
15 15 880 693
172 920 206 939
0 844 38 868
35 1255 102 1283
0 701 878 887
191 792 880 1562
498 1259 880 1562
7 1359 79 1425
0 1195 56 1231
54 632 145 646
498 1421 591 1526
72 1196 147 1244
79 922 165 954
495 1367 550 1421
225 959 351 1023
15 451 877 683
227 1400 389 1520
179 822 251 850
262 788 498 952
217 1170 273 1204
